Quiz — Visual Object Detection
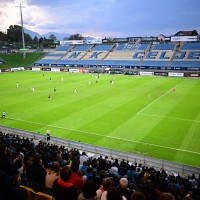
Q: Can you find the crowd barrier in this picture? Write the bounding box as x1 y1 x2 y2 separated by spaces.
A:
0 125 199 176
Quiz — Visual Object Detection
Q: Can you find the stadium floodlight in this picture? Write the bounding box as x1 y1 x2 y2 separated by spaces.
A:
15 0 27 58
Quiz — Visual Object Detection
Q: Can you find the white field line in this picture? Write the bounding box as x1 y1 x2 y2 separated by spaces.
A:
137 88 172 114
138 113 200 123
6 117 200 155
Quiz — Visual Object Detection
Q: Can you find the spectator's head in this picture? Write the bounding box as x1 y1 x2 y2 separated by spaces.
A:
160 192 175 200
32 153 41 164
102 177 113 190
82 180 96 199
71 160 80 172
82 160 88 166
131 191 146 200
51 161 60 174
60 166 72 182
119 177 128 189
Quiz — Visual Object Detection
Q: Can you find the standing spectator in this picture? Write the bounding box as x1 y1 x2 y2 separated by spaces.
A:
26 153 47 192
52 165 77 200
46 130 51 143
96 177 113 200
109 163 118 177
160 192 175 200
80 152 88 165
77 180 96 200
102 186 127 200
45 161 60 194
130 191 146 200
0 144 18 176
69 160 84 192
118 177 133 200
0 170 25 200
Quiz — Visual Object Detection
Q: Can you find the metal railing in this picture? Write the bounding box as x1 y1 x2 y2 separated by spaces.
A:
0 125 199 176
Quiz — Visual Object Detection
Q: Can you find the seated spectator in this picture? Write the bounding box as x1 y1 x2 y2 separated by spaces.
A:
77 180 96 200
52 165 77 200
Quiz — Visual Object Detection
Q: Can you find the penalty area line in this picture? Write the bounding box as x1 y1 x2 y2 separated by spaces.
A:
6 117 200 155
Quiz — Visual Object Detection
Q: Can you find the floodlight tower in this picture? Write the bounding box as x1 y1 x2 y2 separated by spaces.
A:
15 0 26 58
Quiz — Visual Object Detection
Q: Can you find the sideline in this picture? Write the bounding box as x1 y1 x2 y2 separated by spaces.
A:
5 117 200 155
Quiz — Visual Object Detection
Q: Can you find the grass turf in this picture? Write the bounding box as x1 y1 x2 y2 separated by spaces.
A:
0 52 46 68
0 71 200 167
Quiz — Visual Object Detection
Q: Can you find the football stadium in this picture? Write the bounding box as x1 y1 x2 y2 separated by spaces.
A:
1 34 200 199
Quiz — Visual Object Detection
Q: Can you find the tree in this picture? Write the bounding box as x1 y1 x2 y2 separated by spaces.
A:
7 25 22 42
49 34 57 42
33 36 39 44
0 31 7 41
63 36 69 41
104 37 113 43
39 37 44 44
7 25 33 45
24 33 33 43
68 33 84 40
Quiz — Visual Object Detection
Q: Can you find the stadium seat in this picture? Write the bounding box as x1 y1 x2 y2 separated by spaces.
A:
32 192 55 200
20 185 35 200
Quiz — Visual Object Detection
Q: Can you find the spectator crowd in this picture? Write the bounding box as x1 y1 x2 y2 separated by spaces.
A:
0 131 199 200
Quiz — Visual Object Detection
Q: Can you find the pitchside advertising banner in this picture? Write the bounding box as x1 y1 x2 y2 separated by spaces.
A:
60 68 69 72
32 67 41 71
184 73 200 78
139 71 154 76
69 69 79 73
51 68 60 72
41 68 51 71
0 68 11 72
154 72 168 76
11 67 25 72
168 72 184 77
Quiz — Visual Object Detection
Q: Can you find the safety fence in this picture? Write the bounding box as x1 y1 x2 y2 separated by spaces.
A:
0 125 199 176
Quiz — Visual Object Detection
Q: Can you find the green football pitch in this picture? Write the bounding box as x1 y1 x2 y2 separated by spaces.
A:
0 71 200 167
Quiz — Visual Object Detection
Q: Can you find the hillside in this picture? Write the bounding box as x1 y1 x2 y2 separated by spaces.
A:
0 52 46 69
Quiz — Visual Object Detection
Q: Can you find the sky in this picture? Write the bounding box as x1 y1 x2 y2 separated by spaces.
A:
0 0 200 38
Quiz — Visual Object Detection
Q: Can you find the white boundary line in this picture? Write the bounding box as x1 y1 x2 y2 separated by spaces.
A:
6 117 200 155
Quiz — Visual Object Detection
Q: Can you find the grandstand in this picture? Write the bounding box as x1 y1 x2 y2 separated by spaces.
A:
34 42 200 70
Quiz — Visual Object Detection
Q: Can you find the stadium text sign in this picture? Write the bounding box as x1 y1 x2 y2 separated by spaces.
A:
171 36 197 42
